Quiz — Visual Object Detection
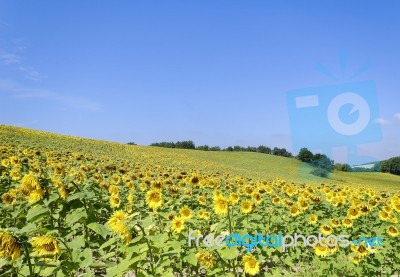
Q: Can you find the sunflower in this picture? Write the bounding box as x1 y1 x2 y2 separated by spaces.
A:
389 213 398 224
350 254 362 264
110 194 121 208
145 189 163 211
180 206 193 219
30 236 60 256
330 218 341 228
198 210 210 220
308 214 318 224
342 218 353 228
314 242 329 257
108 185 119 195
1 158 10 167
347 207 360 219
251 192 263 204
0 232 21 260
127 193 134 203
379 210 390 221
351 242 370 257
107 210 132 242
240 200 252 214
198 196 207 205
242 254 260 276
387 226 399 237
1 190 17 205
196 250 216 269
213 197 229 216
290 205 301 217
298 200 309 211
320 224 333 236
58 185 68 200
171 216 185 233
359 204 371 215
229 193 239 205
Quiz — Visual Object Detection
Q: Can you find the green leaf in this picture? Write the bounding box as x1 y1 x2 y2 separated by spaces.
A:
26 205 48 222
87 222 109 239
219 247 238 260
43 193 59 206
68 236 85 249
184 251 197 266
79 248 93 268
100 236 118 250
65 208 87 225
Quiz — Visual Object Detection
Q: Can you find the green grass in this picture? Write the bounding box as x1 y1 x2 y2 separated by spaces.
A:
1 124 399 192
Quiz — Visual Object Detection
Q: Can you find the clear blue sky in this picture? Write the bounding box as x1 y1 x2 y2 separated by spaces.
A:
0 1 399 163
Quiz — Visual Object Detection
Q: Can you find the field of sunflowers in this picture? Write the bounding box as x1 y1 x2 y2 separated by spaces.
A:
0 125 399 276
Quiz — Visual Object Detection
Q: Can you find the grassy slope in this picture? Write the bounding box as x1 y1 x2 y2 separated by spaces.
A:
1 125 399 192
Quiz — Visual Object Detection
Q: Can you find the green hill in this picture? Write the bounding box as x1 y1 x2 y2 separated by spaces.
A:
1 125 399 192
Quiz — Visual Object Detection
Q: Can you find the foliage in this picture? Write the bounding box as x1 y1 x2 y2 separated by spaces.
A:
297 148 314 163
334 163 352 172
381 157 400 176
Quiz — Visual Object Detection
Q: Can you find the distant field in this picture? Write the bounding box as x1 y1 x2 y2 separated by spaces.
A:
1 125 399 192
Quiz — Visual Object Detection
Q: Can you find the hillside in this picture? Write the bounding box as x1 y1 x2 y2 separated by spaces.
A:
1 125 399 192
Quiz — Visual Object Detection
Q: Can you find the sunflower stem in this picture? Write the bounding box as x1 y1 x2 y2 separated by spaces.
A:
135 223 156 276
22 241 34 277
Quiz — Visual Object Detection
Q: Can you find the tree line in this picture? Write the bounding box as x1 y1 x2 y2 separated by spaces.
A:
148 141 292 157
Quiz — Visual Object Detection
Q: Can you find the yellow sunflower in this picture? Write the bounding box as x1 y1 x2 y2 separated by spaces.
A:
171 216 185 233
240 200 252 214
30 236 60 256
387 226 399 237
213 197 229 216
308 214 318 225
145 189 163 211
196 250 216 269
320 224 333 236
180 206 193 219
0 232 21 260
242 254 260 276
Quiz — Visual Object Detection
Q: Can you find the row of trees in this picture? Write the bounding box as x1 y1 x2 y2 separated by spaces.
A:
150 141 196 149
380 157 400 175
148 141 293 158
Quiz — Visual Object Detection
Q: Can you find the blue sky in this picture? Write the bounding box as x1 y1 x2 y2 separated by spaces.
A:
0 1 399 163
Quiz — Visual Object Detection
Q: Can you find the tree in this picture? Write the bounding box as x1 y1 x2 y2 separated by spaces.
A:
257 145 271 154
196 145 209 151
297 148 314 163
311 154 334 172
334 163 352 172
127 142 137 145
175 140 195 149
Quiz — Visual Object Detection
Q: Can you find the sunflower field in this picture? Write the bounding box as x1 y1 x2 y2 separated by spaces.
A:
0 125 399 276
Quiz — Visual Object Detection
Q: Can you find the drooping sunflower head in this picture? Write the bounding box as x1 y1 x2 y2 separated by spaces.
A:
30 236 60 256
196 250 216 269
0 232 21 260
